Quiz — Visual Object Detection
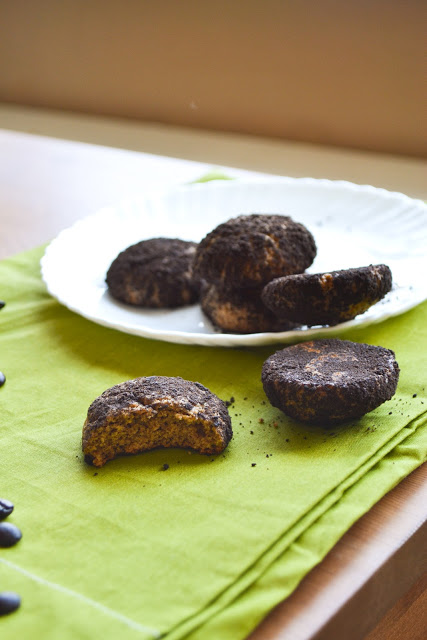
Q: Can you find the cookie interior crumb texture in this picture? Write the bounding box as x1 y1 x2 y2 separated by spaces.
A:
262 339 399 425
82 376 232 467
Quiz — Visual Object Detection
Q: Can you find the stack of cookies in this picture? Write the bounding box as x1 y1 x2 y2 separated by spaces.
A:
193 214 317 333
105 214 393 334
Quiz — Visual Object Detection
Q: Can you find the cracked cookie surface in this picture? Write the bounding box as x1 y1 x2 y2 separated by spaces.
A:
193 214 316 290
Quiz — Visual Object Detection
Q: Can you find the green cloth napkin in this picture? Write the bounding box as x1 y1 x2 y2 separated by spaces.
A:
0 246 426 640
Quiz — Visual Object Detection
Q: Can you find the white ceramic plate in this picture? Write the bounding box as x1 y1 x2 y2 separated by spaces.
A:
41 178 427 347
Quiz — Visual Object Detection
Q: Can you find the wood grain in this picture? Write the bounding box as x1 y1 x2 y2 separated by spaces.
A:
366 571 427 640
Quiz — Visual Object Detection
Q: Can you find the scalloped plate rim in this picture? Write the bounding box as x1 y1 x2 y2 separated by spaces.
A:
40 177 427 347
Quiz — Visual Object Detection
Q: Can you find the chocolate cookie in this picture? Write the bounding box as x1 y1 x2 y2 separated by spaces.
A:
262 339 399 425
82 376 232 467
193 214 316 290
106 238 200 307
201 283 298 334
262 265 392 326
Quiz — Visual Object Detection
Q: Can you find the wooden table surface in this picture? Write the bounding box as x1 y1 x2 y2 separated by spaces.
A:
0 105 426 640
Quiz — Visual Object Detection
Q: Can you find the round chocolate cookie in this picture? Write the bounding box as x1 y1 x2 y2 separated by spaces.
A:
262 338 399 425
193 214 316 290
201 283 298 334
82 376 232 467
262 264 392 326
106 238 200 307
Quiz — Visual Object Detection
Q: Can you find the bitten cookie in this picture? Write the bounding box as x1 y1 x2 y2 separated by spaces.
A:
261 339 399 425
201 283 298 334
106 238 200 307
193 214 316 290
262 264 392 326
82 376 232 467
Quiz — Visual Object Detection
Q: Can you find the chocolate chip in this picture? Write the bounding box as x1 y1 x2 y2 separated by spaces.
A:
0 522 22 548
0 592 21 616
0 499 14 521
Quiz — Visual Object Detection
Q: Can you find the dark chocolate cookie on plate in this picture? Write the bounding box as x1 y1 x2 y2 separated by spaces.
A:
193 214 316 290
106 238 200 308
200 282 298 334
262 264 392 326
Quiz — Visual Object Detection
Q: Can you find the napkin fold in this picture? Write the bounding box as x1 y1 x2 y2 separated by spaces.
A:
0 245 426 640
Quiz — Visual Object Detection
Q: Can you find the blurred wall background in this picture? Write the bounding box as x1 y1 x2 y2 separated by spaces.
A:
0 0 425 157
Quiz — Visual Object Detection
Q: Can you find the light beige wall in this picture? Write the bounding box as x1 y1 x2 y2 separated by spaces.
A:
0 0 425 157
